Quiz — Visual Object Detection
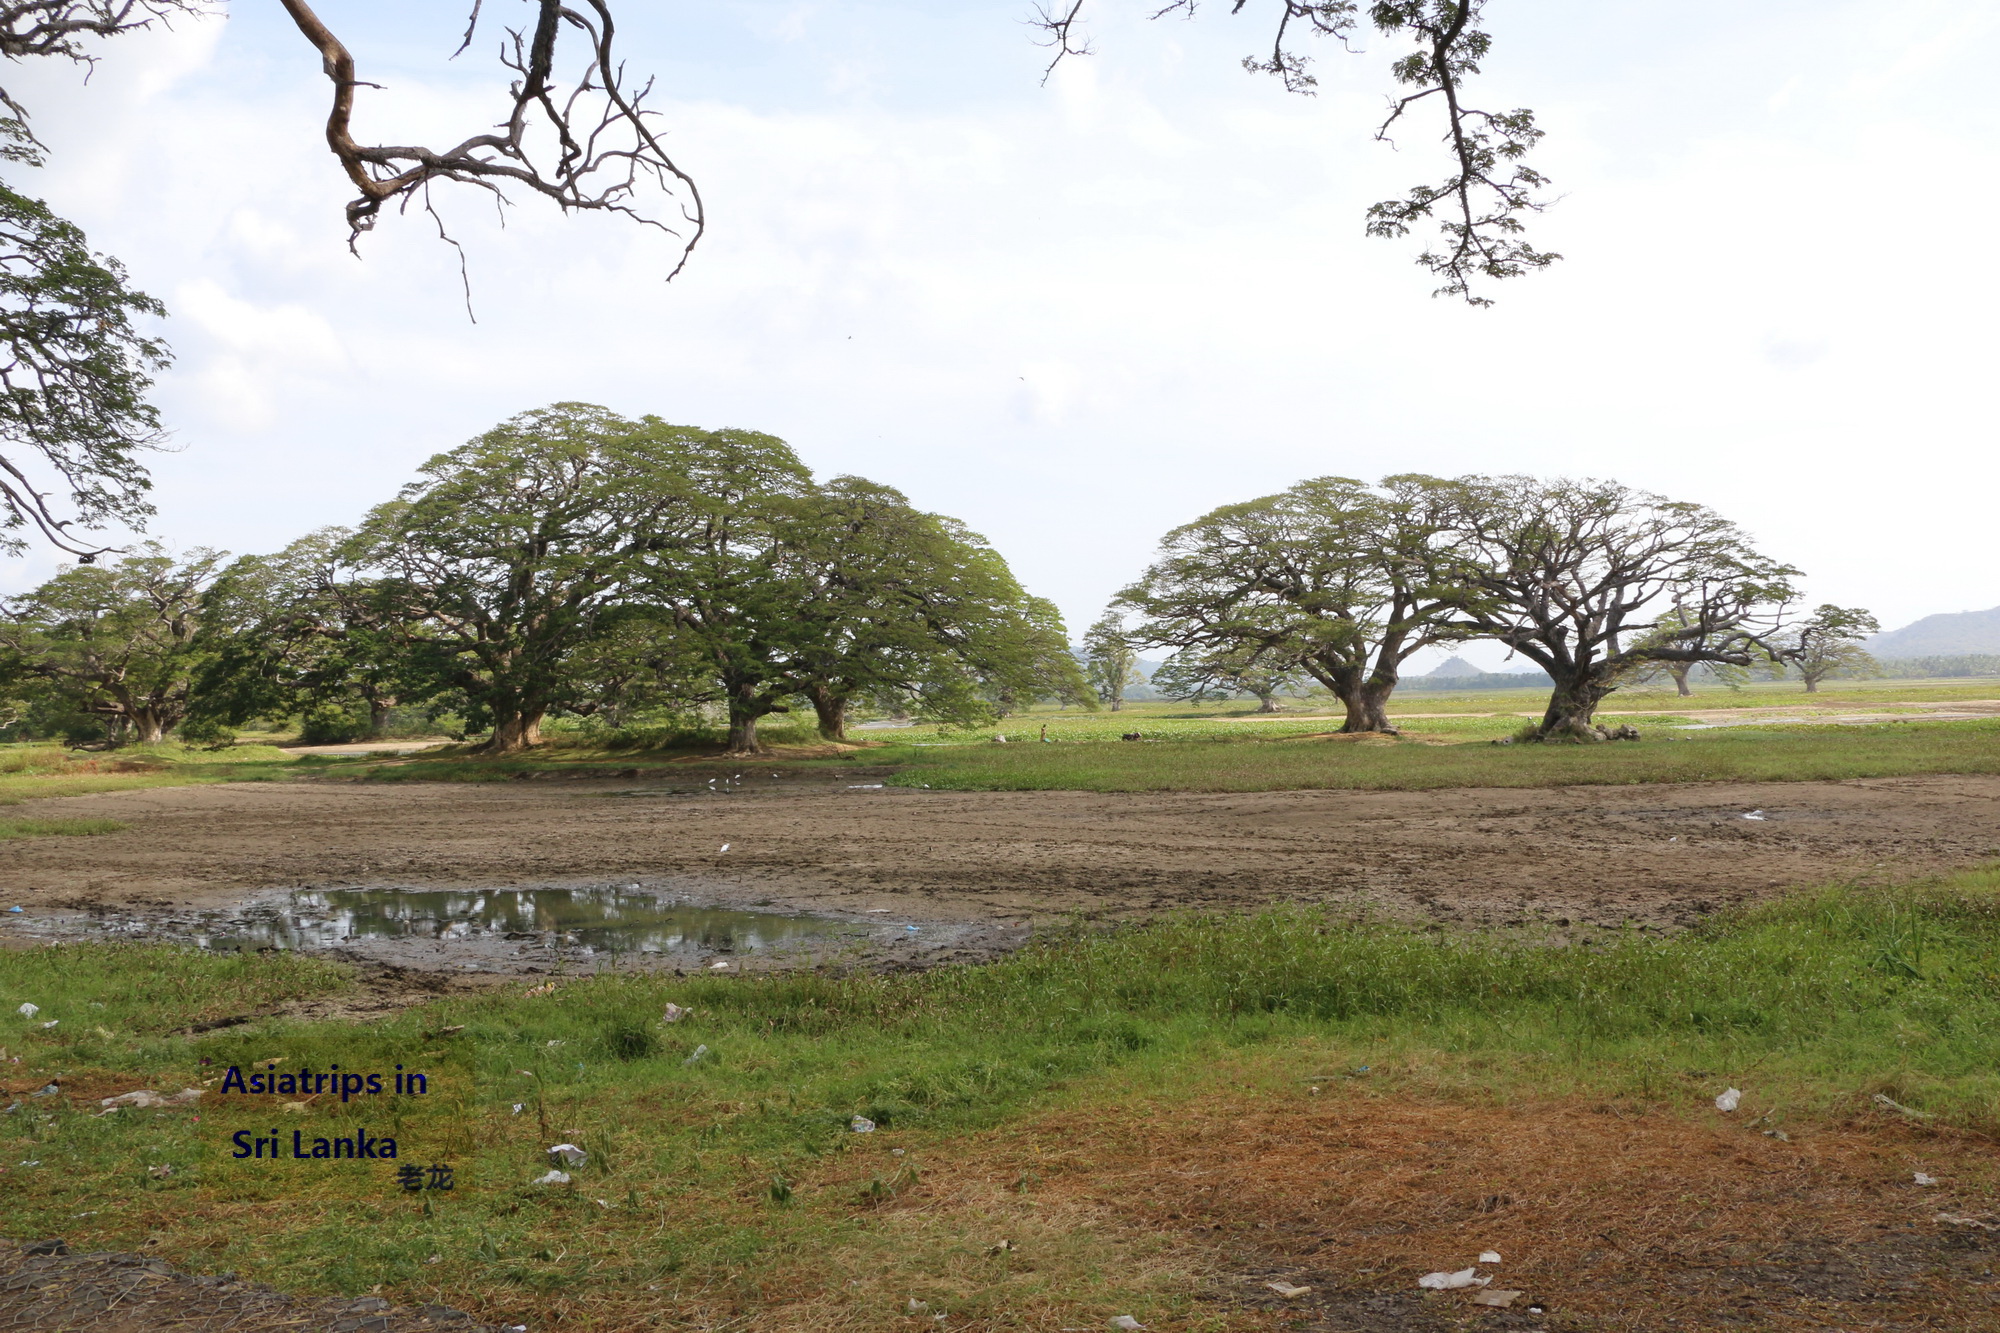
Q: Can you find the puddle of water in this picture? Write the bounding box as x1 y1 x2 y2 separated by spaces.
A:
194 885 867 957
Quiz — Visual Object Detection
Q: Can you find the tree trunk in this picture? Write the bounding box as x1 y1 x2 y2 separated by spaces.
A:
1536 673 1615 741
1669 665 1692 697
132 710 166 744
807 684 847 741
1334 679 1396 733
1255 692 1280 714
485 708 545 754
1108 695 1123 712
1802 673 1821 693
366 696 396 739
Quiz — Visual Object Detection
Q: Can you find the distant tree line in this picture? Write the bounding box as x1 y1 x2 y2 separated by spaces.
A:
0 405 1089 753
1093 474 1877 741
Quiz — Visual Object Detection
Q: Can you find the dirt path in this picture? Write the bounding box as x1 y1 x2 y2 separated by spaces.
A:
6 774 2000 936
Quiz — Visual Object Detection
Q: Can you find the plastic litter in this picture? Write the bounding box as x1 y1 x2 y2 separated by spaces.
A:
1872 1093 1933 1119
100 1089 201 1110
904 925 920 933
534 1169 570 1185
1416 1268 1490 1291
719 843 731 853
1715 1088 1742 1112
683 1044 710 1066
1915 1172 1940 1186
547 1143 587 1167
661 1003 688 1023
847 784 885 790
986 1238 1014 1255
1478 1251 1502 1264
850 1115 876 1133
1108 1319 1144 1331
37 1020 56 1029
1472 1290 1524 1308
708 960 730 970
15 1003 37 1018
1938 1213 2000 1232
31 1083 59 1097
1264 1281 1311 1298
511 1103 525 1115
1741 810 1766 821
7 906 22 914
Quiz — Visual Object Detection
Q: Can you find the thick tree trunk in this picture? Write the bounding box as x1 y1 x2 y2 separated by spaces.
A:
484 708 545 754
132 711 167 745
366 696 396 739
1670 665 1692 697
1803 675 1820 693
1255 692 1280 714
1334 679 1396 733
806 685 847 741
1108 695 1123 712
726 711 761 753
1536 674 1616 741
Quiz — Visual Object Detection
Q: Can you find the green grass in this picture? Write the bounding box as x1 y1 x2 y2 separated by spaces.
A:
0 816 127 840
0 741 299 805
859 718 2000 792
6 868 2000 1326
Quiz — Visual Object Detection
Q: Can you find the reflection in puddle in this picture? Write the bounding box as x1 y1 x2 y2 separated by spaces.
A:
197 886 865 957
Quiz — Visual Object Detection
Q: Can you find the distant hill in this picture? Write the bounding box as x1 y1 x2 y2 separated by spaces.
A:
1426 655 1482 677
1866 606 2000 657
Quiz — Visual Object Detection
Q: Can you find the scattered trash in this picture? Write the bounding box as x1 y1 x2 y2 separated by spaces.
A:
16 1003 38 1018
524 982 557 997
1872 1093 1933 1119
904 925 920 933
1264 1281 1311 1298
1938 1213 2000 1232
1417 1268 1490 1291
511 1103 525 1115
907 1299 929 1313
1915 1172 1940 1186
683 1044 710 1066
31 1082 59 1097
6 907 21 914
544 1039 566 1047
99 1089 201 1110
1108 1319 1144 1331
847 784 885 789
534 1169 570 1186
1478 1251 1502 1264
147 1164 173 1179
1762 1129 1791 1142
1741 811 1766 821
1715 1088 1742 1113
851 1115 876 1133
281 1101 312 1114
708 960 730 971
37 1020 56 1029
1472 1289 1524 1308
547 1143 587 1167
891 1148 905 1156
986 1238 1014 1255
719 844 731 853
594 1198 611 1209
661 1003 688 1024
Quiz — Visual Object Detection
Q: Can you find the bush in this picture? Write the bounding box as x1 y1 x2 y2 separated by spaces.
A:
176 718 238 751
298 703 369 745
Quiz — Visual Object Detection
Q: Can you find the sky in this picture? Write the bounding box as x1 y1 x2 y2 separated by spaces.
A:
4 0 1996 670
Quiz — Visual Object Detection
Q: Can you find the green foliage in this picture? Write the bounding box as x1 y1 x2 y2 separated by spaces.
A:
1780 604 1882 691
1080 609 1143 709
0 545 222 743
0 120 170 557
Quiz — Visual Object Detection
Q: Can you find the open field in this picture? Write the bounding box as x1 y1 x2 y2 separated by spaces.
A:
7 876 2000 1331
7 701 2000 1329
8 772 2000 937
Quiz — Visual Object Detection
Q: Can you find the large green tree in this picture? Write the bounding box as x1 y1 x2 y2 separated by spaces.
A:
344 403 700 753
785 475 1084 740
1119 476 1464 733
1412 474 1801 740
0 544 220 742
1779 604 1880 693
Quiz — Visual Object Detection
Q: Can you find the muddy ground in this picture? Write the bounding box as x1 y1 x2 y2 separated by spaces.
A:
5 772 2000 971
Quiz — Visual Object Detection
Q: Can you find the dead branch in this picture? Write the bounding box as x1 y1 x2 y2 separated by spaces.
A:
278 0 704 279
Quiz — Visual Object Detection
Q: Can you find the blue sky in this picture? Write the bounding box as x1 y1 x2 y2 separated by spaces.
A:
5 0 1996 666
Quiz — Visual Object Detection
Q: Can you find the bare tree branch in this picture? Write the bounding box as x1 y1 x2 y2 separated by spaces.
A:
277 0 704 279
1027 0 1555 304
0 1 210 121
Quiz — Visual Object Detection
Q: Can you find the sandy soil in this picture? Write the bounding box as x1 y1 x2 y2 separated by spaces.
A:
6 773 2000 940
